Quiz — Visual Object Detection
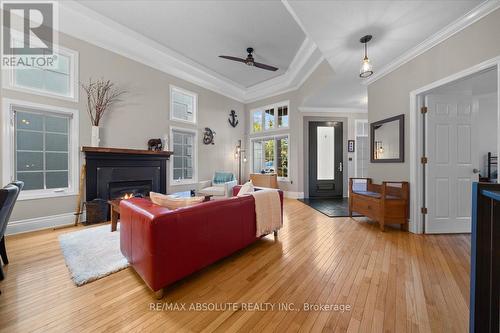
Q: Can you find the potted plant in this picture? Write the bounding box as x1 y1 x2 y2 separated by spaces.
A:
81 78 126 147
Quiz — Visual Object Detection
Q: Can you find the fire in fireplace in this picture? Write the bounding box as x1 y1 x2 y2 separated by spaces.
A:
108 180 152 200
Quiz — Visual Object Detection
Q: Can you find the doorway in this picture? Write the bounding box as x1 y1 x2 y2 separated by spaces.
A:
419 67 499 233
308 121 343 197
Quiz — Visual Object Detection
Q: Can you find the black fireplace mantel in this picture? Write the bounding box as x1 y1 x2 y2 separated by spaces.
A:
82 146 172 202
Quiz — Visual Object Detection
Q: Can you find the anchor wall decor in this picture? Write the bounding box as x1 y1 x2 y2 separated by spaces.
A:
228 110 239 128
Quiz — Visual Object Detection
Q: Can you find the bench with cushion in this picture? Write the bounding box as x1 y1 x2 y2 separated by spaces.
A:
349 178 409 231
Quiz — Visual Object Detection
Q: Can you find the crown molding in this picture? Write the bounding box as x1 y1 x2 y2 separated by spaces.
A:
244 55 325 104
298 107 367 114
58 0 320 104
364 1 500 86
244 41 323 103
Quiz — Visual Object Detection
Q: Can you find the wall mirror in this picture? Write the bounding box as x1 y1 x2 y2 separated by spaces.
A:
370 114 404 163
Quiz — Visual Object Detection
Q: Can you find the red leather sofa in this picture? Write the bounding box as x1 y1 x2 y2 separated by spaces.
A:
119 186 283 297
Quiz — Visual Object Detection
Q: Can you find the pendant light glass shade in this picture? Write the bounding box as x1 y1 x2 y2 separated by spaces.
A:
360 56 373 78
359 35 374 78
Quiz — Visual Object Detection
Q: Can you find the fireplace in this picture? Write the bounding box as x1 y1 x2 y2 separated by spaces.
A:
108 180 152 199
83 147 172 203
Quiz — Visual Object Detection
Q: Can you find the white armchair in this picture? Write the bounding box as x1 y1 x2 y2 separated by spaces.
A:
198 172 237 198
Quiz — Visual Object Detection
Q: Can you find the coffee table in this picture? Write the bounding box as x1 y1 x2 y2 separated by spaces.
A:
108 199 125 232
108 192 212 232
169 191 213 202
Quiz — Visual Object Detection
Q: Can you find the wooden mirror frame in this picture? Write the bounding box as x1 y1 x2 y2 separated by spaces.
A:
370 114 405 163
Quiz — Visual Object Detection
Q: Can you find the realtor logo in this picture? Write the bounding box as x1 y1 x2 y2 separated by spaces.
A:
1 1 58 68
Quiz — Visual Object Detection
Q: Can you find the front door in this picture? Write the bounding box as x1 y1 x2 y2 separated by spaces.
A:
424 94 478 233
309 121 343 197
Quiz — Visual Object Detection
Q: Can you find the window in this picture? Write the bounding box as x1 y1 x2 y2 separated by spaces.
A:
252 135 289 180
355 119 369 177
278 105 288 128
170 85 197 124
1 99 79 200
170 127 197 184
251 101 289 133
276 137 288 178
264 108 274 130
252 111 263 133
4 45 78 102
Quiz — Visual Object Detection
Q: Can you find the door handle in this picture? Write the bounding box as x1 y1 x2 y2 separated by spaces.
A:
339 162 343 172
472 168 480 174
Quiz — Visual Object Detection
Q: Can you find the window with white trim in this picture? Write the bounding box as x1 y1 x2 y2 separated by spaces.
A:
1 99 79 200
251 101 289 133
171 128 197 184
4 45 78 102
252 135 289 180
170 85 197 124
355 119 369 178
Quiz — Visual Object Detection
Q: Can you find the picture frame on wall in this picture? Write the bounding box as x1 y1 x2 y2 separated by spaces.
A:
348 140 355 153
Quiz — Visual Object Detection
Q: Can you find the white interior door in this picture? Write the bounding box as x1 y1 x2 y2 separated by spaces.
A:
425 94 478 233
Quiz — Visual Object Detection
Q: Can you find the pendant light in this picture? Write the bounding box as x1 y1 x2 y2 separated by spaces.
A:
359 35 374 78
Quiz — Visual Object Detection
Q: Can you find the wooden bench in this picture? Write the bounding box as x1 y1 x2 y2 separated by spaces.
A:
348 178 409 231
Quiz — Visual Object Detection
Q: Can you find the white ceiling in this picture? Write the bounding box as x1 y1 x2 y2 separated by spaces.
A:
287 0 485 108
78 0 306 88
67 0 492 107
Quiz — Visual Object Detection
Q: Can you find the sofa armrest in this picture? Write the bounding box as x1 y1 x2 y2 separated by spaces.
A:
224 180 238 197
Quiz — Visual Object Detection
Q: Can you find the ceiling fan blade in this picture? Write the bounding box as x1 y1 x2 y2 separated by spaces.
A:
253 61 279 71
219 55 246 63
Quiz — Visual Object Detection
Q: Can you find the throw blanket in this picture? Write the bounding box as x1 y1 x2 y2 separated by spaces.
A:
251 190 282 237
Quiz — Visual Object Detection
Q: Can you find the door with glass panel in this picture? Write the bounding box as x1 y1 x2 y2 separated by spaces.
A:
309 121 343 197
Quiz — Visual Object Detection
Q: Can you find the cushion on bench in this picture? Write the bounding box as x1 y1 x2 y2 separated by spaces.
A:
352 190 399 200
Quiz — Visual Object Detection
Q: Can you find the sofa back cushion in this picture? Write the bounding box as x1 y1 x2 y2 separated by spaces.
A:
213 172 234 184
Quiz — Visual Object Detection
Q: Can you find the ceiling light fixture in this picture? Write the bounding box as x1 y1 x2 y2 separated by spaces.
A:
359 35 374 78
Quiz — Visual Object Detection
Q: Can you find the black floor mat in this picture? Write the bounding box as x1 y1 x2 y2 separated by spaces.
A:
298 197 362 218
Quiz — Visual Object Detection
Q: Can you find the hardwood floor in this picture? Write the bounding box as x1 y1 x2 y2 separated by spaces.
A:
0 199 470 332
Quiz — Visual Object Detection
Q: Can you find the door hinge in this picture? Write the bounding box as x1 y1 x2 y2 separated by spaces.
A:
421 207 428 214
421 106 428 114
421 156 428 164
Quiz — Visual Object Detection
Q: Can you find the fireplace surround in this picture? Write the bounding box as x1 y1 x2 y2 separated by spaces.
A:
82 147 172 202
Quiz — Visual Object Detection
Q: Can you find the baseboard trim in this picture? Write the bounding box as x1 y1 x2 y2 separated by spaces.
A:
6 212 85 235
284 191 304 199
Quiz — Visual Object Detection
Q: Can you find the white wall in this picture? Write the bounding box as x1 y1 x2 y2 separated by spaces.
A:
477 93 498 175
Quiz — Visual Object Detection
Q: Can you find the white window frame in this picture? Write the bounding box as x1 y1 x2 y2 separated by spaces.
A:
354 119 369 178
250 100 289 134
2 44 79 103
250 134 290 181
1 98 80 200
169 126 198 186
169 85 198 124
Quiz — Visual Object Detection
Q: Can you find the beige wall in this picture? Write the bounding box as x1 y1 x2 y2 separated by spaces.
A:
1 32 244 223
367 8 500 183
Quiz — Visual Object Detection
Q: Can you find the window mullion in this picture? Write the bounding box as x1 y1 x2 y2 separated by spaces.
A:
42 115 47 190
261 110 264 132
274 106 278 129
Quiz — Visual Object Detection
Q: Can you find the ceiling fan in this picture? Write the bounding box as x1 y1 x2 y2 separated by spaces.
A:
219 48 278 72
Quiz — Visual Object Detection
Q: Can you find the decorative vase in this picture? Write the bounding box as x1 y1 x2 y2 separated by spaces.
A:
91 125 100 147
163 134 169 151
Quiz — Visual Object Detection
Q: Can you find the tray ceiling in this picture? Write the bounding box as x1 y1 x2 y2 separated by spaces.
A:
78 0 306 88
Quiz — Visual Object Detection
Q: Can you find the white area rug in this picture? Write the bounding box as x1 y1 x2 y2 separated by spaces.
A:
59 225 129 286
